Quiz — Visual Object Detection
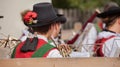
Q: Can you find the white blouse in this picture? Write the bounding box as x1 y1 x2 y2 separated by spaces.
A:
98 31 120 57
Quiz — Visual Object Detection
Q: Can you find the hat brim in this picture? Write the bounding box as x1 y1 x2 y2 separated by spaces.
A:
25 14 66 27
56 14 66 24
97 7 120 18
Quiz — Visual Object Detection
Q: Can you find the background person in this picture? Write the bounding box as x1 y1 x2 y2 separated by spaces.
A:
94 5 120 57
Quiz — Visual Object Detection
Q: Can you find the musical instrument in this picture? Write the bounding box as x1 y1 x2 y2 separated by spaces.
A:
51 36 72 57
67 9 101 44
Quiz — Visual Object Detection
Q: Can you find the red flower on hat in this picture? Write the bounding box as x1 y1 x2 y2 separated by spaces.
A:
23 11 37 24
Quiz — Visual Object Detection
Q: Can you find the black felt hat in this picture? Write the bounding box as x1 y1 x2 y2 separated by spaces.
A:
97 6 120 18
54 8 66 23
24 3 66 27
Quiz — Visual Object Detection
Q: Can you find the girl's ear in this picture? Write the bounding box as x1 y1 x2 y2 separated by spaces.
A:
50 24 54 30
52 23 58 30
117 18 120 24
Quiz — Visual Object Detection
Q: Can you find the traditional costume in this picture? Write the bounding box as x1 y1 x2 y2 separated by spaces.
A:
11 35 63 58
94 30 120 57
11 3 66 58
94 6 120 57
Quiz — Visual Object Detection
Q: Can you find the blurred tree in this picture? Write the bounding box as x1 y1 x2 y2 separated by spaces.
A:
52 0 119 10
52 0 71 9
52 0 120 27
111 0 120 6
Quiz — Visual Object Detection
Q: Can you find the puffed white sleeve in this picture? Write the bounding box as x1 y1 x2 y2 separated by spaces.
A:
70 51 90 57
46 49 63 58
109 38 120 57
102 37 120 57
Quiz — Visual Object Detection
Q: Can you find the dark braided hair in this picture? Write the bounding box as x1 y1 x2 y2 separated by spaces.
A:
102 15 120 28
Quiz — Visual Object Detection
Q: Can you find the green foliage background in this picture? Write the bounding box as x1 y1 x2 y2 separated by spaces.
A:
52 0 120 10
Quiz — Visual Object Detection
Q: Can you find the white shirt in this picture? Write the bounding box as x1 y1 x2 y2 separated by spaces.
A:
98 31 120 57
37 35 90 58
47 36 90 58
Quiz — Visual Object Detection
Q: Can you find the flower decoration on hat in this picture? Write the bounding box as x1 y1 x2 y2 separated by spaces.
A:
23 11 38 24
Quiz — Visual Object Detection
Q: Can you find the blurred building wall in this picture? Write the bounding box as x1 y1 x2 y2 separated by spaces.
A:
0 0 51 39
